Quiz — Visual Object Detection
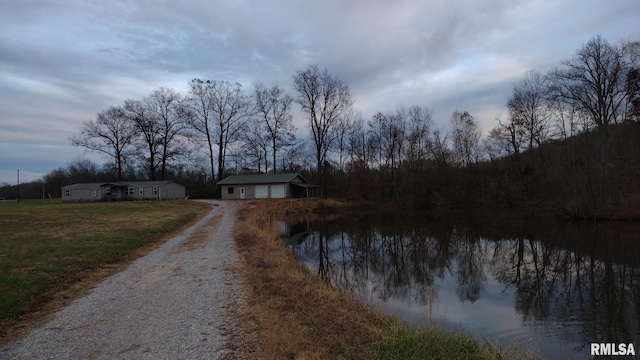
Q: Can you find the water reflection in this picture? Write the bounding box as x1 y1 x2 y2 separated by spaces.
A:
283 211 640 359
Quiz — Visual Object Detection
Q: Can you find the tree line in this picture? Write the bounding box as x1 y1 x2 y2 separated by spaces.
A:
315 35 640 219
68 79 298 184
4 35 639 217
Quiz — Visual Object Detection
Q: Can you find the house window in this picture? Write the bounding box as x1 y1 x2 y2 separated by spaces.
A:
91 188 97 197
127 187 134 195
105 188 112 195
153 186 158 195
138 187 144 196
228 187 234 194
64 189 70 197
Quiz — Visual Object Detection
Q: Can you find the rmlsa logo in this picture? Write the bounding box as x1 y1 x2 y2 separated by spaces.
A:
590 343 636 356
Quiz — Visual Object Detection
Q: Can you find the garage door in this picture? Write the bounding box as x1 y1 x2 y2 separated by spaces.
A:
271 184 285 198
255 185 268 199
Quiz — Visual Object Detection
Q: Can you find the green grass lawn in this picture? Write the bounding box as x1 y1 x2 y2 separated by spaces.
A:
0 199 209 329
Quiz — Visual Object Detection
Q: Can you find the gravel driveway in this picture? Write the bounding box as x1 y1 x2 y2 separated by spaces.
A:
1 200 243 360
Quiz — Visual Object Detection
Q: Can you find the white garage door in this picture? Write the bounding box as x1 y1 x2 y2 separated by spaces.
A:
271 184 286 198
255 185 268 199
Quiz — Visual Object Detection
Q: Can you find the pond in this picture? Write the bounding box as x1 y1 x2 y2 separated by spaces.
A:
281 209 640 359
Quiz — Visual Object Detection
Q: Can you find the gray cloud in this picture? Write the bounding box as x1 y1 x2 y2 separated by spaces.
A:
1 0 638 183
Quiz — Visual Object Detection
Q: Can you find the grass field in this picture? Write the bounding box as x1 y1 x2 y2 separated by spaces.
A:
0 199 209 334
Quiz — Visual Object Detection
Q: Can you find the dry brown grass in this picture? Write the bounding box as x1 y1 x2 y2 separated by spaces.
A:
231 200 389 359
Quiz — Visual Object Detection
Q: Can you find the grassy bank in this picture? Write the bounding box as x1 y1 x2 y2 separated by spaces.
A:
231 199 535 359
0 199 209 337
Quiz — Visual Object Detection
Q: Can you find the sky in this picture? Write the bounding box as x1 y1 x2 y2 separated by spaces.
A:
1 0 639 185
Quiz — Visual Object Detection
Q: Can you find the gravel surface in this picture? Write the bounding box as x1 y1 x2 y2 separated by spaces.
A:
1 200 243 360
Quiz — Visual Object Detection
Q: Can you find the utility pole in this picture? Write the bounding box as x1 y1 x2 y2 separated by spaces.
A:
17 169 20 204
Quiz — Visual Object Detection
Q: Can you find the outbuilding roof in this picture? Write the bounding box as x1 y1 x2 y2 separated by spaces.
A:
61 180 177 189
216 173 307 185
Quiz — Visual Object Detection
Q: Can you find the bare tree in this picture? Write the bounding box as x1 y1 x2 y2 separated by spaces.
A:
121 87 189 181
545 37 640 215
487 71 550 162
367 111 406 175
186 79 253 181
253 83 296 173
404 105 433 164
625 41 640 121
146 87 189 180
626 67 640 121
242 117 269 173
293 64 353 178
281 139 310 173
549 90 599 141
123 98 162 180
66 157 100 183
346 114 367 166
507 70 550 151
486 116 524 159
186 79 217 181
334 108 362 172
70 106 135 180
451 110 480 166
343 116 370 198
366 110 408 198
209 81 253 181
548 36 630 127
428 129 452 169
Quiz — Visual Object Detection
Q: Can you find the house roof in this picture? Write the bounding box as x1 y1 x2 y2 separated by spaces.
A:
61 180 178 189
216 173 307 185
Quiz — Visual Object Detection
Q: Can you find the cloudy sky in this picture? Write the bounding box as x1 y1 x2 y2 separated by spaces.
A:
1 0 639 184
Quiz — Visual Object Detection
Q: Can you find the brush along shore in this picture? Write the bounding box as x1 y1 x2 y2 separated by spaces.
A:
230 199 537 360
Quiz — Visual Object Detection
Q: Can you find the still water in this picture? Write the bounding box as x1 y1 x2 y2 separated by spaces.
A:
282 210 640 359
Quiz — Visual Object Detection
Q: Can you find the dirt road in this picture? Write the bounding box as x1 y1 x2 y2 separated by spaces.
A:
1 200 242 360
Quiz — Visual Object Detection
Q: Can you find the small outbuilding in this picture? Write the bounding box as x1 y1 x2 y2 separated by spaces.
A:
61 180 185 202
216 173 320 200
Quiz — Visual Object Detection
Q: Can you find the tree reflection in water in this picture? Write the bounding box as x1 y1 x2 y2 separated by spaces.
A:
284 210 640 359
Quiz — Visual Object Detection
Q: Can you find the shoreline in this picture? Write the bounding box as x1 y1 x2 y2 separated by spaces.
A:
229 199 537 359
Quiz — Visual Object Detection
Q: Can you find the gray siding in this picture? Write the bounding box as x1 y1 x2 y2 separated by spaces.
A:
62 182 185 202
154 182 185 200
221 184 256 200
220 183 293 200
63 187 104 201
216 173 317 200
221 185 238 200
